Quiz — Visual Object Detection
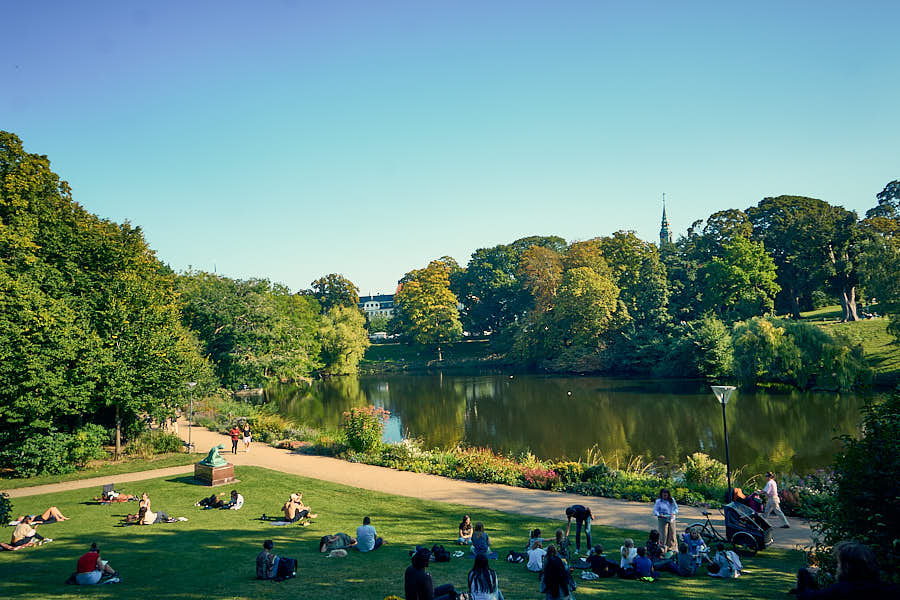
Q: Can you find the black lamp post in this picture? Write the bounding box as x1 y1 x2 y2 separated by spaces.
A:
711 385 736 502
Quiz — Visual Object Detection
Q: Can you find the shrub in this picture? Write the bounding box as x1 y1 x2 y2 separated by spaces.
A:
807 393 900 582
523 467 559 490
0 492 12 525
342 406 389 453
126 430 184 458
68 424 109 466
581 464 611 482
451 447 523 486
549 461 584 485
682 452 726 488
3 432 76 477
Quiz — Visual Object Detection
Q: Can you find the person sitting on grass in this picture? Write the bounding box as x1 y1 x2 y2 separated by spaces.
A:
9 515 51 547
672 542 697 576
645 529 665 561
469 552 505 600
458 514 473 545
282 492 317 523
405 546 458 600
356 516 384 552
75 542 118 584
471 522 493 558
554 529 570 562
541 545 573 600
708 542 742 578
256 540 279 580
526 528 545 551
794 541 900 598
203 489 244 510
11 506 69 524
619 538 637 569
527 540 547 572
683 529 708 566
632 546 656 579
319 533 357 553
586 544 618 578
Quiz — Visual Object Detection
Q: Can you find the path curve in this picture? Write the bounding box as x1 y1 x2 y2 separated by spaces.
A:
7 420 813 551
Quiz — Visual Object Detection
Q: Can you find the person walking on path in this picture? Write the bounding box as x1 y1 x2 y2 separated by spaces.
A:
653 488 678 551
760 472 790 528
564 504 592 555
228 425 241 454
242 423 252 453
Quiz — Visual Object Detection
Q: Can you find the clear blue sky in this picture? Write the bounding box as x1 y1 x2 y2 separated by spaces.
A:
4 1 898 294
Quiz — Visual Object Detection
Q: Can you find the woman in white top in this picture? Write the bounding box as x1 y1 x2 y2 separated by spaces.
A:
526 541 547 572
653 488 679 551
620 538 637 568
468 553 504 600
760 472 790 527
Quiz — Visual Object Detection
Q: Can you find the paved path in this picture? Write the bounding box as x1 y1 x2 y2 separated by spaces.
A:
7 420 813 550
5 466 193 499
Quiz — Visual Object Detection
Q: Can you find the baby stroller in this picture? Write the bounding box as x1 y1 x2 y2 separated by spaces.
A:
724 501 773 556
732 487 764 513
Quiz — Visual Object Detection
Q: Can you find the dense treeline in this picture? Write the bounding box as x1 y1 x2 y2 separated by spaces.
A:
0 132 369 476
393 185 900 390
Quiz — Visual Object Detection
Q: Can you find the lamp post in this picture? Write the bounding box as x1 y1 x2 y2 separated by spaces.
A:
711 385 736 503
186 381 197 453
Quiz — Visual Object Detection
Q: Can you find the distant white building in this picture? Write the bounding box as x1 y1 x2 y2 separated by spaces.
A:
358 294 395 321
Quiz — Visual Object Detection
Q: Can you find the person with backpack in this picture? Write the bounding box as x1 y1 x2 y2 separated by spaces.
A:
708 543 742 578
468 553 505 600
256 540 279 580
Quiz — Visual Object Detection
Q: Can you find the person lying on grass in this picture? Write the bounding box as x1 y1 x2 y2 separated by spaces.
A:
319 533 357 553
74 542 118 584
10 506 69 524
94 488 137 503
137 506 176 525
197 489 244 510
9 515 51 547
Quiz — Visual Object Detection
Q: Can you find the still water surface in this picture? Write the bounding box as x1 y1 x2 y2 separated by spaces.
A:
269 373 872 475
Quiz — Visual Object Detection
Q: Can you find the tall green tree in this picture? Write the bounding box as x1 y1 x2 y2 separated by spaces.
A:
310 273 360 311
700 236 780 321
318 305 370 375
598 231 669 327
396 260 463 360
865 179 900 221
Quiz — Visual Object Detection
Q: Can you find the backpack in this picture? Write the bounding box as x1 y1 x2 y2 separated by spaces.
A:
431 544 451 562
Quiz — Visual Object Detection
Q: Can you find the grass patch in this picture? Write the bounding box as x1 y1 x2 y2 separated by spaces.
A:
0 453 196 491
0 466 804 599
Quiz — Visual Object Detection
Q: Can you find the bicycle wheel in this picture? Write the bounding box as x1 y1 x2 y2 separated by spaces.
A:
731 531 758 557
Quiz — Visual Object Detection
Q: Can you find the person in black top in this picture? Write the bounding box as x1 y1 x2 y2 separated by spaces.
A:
586 544 618 577
541 545 572 599
564 504 593 554
796 541 899 599
404 547 457 600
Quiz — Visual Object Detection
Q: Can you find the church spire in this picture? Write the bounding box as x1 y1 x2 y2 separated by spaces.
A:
659 193 673 246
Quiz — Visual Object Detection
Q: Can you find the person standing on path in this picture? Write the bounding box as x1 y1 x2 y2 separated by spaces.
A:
653 488 678 551
760 472 790 528
228 425 241 454
242 423 252 453
564 504 592 555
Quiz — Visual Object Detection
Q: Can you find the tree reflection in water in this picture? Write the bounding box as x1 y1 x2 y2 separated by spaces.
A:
268 374 873 475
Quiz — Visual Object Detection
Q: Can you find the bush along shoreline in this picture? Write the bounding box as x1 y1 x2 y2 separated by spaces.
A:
197 399 828 517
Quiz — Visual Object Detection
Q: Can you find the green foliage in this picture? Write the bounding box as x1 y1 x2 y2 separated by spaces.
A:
807 392 900 582
126 429 184 458
67 424 109 466
366 313 392 332
342 405 389 453
682 452 727 488
2 432 73 477
686 314 733 378
309 273 360 311
0 492 11 525
318 305 370 375
701 237 780 321
395 261 463 354
732 317 872 390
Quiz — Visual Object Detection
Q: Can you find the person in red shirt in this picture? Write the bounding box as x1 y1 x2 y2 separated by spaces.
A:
228 425 241 454
76 543 117 585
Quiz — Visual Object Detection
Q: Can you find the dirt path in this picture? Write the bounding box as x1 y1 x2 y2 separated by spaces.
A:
7 420 813 551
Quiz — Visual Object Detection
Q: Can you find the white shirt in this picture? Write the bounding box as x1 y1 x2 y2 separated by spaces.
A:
526 547 546 571
620 546 637 568
764 479 778 500
228 494 244 510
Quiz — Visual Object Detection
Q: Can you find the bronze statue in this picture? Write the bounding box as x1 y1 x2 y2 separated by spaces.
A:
199 444 228 467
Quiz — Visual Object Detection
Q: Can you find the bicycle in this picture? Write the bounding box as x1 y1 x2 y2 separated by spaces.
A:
685 509 762 556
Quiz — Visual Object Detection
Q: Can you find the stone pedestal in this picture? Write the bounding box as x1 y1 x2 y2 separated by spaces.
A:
194 462 236 486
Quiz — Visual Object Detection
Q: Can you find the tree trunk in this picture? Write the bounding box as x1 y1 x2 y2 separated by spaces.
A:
841 287 859 322
115 405 122 460
437 346 443 362
790 291 802 320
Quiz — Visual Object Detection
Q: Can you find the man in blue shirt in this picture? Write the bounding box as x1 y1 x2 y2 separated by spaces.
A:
632 547 656 579
355 516 384 552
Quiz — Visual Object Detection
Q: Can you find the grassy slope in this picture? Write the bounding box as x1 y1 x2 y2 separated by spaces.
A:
1 466 803 600
0 453 197 491
800 305 900 382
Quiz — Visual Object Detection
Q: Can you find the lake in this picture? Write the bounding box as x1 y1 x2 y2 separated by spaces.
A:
268 373 872 476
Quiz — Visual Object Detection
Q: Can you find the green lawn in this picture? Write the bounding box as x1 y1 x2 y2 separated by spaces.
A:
0 453 197 491
1 466 804 599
